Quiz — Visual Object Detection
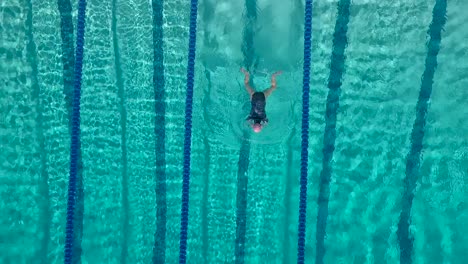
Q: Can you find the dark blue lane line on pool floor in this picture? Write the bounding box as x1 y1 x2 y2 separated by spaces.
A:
201 68 212 263
397 1 447 263
235 139 251 264
241 0 258 73
25 1 50 262
151 0 167 263
200 0 215 259
235 0 257 263
111 0 129 262
315 1 350 263
57 0 74 116
57 0 84 262
283 123 297 264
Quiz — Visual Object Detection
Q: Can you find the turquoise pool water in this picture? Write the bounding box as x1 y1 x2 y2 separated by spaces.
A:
0 0 467 263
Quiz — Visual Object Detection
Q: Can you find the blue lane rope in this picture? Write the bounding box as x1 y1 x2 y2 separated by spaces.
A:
297 0 313 263
179 0 199 262
397 1 447 263
64 0 87 262
57 0 85 262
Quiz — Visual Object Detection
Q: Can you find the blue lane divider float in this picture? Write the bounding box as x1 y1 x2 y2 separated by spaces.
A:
397 1 447 263
57 1 85 262
297 0 313 263
64 0 87 263
179 0 199 262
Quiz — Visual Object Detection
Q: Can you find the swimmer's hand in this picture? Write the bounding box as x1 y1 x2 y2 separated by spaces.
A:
263 71 282 98
240 67 250 83
240 68 249 76
240 68 254 96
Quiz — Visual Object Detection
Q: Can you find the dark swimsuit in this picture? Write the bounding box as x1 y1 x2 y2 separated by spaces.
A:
246 92 268 124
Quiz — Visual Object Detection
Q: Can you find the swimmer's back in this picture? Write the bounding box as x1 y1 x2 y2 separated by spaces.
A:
248 92 267 121
240 68 282 132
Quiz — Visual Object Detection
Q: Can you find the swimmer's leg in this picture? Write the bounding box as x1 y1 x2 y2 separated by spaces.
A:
263 71 282 98
241 68 255 97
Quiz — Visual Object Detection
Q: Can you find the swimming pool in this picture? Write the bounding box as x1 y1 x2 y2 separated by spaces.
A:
1 0 467 263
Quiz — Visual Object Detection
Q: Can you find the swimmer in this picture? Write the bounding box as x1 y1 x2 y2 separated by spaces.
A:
240 68 282 133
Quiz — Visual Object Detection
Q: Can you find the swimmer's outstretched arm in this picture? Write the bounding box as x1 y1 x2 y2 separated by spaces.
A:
263 71 282 98
240 68 255 97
